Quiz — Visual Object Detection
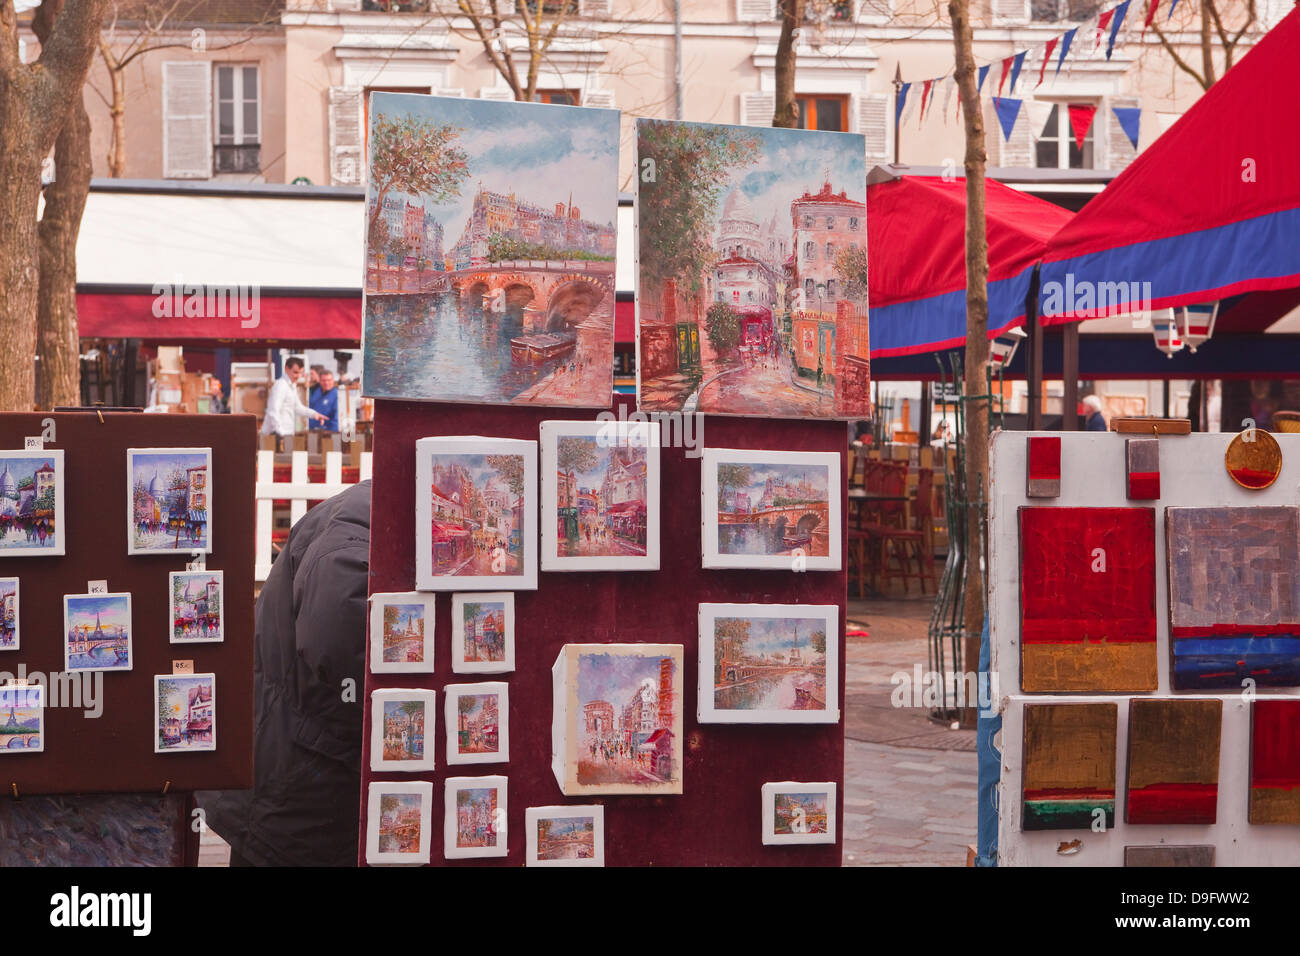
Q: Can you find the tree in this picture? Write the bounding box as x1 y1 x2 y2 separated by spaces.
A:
833 244 869 303
485 454 525 497
704 301 741 356
556 436 599 476
772 0 805 128
367 114 469 235
810 629 826 655
1148 0 1260 90
435 0 581 102
715 463 752 511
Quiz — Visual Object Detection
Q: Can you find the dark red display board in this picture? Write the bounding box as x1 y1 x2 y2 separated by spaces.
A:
361 398 846 866
0 412 254 795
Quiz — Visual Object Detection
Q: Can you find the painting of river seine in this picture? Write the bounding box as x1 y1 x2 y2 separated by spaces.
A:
362 93 619 407
63 593 133 672
369 593 436 674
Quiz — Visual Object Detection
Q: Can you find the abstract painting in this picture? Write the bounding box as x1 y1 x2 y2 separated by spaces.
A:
701 448 841 570
1249 699 1300 824
366 781 433 866
1124 845 1215 867
1018 507 1157 692
1125 438 1160 500
0 683 42 754
698 603 839 723
636 119 869 419
64 593 132 673
127 448 212 554
444 775 508 859
168 570 223 643
540 419 660 571
154 673 215 753
1021 702 1117 831
761 782 837 845
1125 698 1221 825
445 682 508 765
0 577 17 650
525 805 604 867
1025 436 1061 498
450 592 513 674
415 436 537 591
1166 506 1300 689
369 689 436 773
362 93 619 408
0 450 64 556
552 643 683 796
369 592 436 674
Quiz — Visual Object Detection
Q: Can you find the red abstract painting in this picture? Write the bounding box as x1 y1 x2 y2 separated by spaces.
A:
1250 699 1300 824
1026 436 1061 498
1125 698 1220 825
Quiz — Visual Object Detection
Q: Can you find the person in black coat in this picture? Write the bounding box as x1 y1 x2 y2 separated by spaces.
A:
197 480 370 866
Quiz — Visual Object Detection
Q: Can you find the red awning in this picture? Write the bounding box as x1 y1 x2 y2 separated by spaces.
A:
605 500 645 514
615 298 634 345
76 291 362 345
431 521 470 540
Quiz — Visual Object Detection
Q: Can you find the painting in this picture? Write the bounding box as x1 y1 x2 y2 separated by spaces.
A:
451 592 514 674
415 436 537 591
127 448 212 554
0 578 17 650
366 780 433 866
444 682 509 765
370 689 436 773
525 805 604 867
370 592 436 674
362 93 619 408
540 419 660 571
168 570 223 644
1124 845 1215 867
552 643 684 796
1021 702 1117 831
444 775 508 859
636 118 869 419
1125 698 1221 825
154 673 215 753
1249 699 1300 824
64 593 132 673
1166 507 1300 689
1018 507 1157 693
698 603 839 723
0 684 43 754
761 782 837 845
701 448 841 571
1025 436 1060 498
1125 438 1160 500
0 450 64 556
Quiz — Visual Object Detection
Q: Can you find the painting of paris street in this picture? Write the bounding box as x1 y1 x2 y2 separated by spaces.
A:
761 782 837 845
362 93 619 407
636 118 869 419
127 448 212 554
0 450 64 556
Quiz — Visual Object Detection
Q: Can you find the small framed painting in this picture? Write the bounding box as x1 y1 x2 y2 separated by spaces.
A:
64 593 133 672
451 593 514 674
0 577 18 650
154 673 216 753
168 570 224 644
415 436 537 591
370 592 437 674
700 448 841 570
698 603 839 724
525 805 604 867
445 682 509 765
0 683 43 753
366 780 434 866
540 419 660 571
370 689 436 773
127 448 213 554
0 449 65 556
761 782 837 845
445 775 508 859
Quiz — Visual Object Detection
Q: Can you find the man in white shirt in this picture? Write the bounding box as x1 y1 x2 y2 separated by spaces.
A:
261 356 326 439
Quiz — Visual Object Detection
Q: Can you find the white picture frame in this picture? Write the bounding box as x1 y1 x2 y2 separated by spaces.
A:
126 447 213 555
366 780 434 866
64 592 133 673
0 577 19 651
369 592 437 674
525 805 605 867
154 672 216 753
444 775 508 859
168 569 224 644
0 449 65 557
0 683 43 754
370 688 437 773
450 592 514 674
761 781 837 845
444 681 509 765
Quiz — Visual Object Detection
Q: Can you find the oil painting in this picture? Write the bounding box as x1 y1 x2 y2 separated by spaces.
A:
127 448 212 554
0 578 17 650
0 683 42 754
761 782 836 845
1249 699 1300 824
1021 702 1117 831
0 450 64 556
154 673 215 753
369 689 436 773
1124 698 1221 825
445 682 508 765
366 781 433 866
450 592 513 674
369 592 436 674
526 805 604 867
168 570 223 644
64 593 132 673
444 775 508 859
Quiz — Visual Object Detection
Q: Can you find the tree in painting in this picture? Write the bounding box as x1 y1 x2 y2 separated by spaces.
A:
366 115 469 236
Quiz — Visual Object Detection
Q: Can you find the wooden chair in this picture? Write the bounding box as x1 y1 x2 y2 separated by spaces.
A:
879 467 938 595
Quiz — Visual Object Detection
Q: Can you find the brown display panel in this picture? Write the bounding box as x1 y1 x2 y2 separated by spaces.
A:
0 412 254 794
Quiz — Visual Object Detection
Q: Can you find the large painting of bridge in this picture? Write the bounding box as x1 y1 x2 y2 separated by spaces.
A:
362 93 619 407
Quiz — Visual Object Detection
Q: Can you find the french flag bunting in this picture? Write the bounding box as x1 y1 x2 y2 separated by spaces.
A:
919 78 934 125
1068 102 1099 150
992 97 1023 142
1037 37 1058 87
1057 27 1077 75
1096 8 1115 50
977 63 991 95
1008 50 1027 95
1107 0 1131 58
1143 0 1160 34
998 55 1013 96
895 81 911 129
1168 0 1180 18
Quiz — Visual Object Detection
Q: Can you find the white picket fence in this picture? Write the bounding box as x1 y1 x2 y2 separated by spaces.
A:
254 449 373 582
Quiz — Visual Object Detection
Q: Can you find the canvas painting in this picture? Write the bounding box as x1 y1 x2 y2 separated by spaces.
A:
362 93 619 408
0 450 64 556
636 118 869 419
64 593 132 672
1018 507 1158 693
444 775 508 859
127 448 212 554
154 673 215 753
168 570 223 644
1249 699 1300 824
1021 702 1117 831
1166 506 1300 689
370 689 436 773
370 592 437 674
525 805 604 867
0 578 17 650
415 436 537 591
366 780 433 866
552 643 683 796
1025 436 1060 498
445 682 508 765
698 603 838 723
1123 845 1215 867
0 684 43 754
701 448 841 570
1124 698 1221 825
540 419 660 571
761 782 837 845
451 592 514 674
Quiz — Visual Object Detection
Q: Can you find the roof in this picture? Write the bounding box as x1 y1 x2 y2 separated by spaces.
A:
792 182 865 209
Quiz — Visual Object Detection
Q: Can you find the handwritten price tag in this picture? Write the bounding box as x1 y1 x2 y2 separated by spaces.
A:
172 660 195 675
86 580 108 594
24 436 42 450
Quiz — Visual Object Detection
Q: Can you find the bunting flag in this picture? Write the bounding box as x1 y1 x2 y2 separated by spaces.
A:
998 55 1014 96
1168 0 1180 18
1143 0 1160 33
993 97 1023 142
1068 103 1099 150
1026 99 1056 139
1096 8 1116 49
1057 27 1077 75
919 78 934 125
1008 50 1028 95
1107 0 1130 58
895 81 911 128
977 63 991 95
1112 105 1142 147
901 84 918 126
1037 37 1059 87
942 75 957 122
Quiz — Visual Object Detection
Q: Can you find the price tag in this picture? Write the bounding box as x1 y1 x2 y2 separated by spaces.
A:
86 580 108 594
24 436 43 450
172 660 194 675
187 552 206 572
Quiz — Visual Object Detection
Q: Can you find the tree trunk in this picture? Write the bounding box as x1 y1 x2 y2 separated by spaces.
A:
773 0 804 128
108 58 126 176
1200 0 1217 88
0 115 44 412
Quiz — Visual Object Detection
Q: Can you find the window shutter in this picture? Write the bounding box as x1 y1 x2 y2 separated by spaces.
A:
854 92 891 162
578 0 612 14
162 61 212 180
737 0 776 21
739 91 776 127
857 0 893 23
990 0 1028 24
479 87 515 101
328 86 363 187
581 88 616 109
329 0 361 9
1105 95 1140 171
434 88 466 98
986 98 1032 168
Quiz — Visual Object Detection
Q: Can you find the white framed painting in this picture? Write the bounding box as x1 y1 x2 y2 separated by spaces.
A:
366 780 434 866
444 682 509 765
415 436 537 591
761 781 837 846
370 688 437 773
698 603 839 724
444 775 508 859
0 449 64 556
64 592 133 672
525 805 604 867
540 419 660 572
168 570 224 644
154 673 216 753
451 592 514 674
127 447 213 555
700 448 841 570
370 592 437 674
0 683 42 754
0 577 18 651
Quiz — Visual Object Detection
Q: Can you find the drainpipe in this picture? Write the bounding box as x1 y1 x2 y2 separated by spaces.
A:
672 0 684 119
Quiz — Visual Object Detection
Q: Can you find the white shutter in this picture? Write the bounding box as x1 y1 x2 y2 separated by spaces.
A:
162 61 211 180
737 0 776 21
739 91 776 127
479 86 514 101
1104 95 1140 171
578 0 612 14
986 98 1032 168
329 0 361 9
434 87 465 98
857 0 893 23
854 92 891 162
328 86 363 187
581 88 616 109
990 0 1028 24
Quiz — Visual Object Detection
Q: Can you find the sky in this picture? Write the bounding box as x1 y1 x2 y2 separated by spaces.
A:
159 676 211 717
735 463 830 498
579 651 667 706
429 453 516 494
67 595 130 630
0 455 56 483
131 452 207 484
719 615 826 656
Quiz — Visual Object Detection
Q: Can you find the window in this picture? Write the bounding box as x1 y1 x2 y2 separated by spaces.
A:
826 279 837 297
849 216 860 231
804 0 853 21
532 89 579 105
1031 0 1103 21
214 64 259 174
825 217 835 230
804 278 815 298
825 242 834 258
1035 102 1095 170
803 215 815 228
362 0 431 11
803 241 816 259
795 94 848 132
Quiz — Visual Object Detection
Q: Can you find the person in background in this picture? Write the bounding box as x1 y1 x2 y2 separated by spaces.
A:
261 357 327 441
308 365 324 397
1082 394 1108 431
309 369 339 431
207 378 228 414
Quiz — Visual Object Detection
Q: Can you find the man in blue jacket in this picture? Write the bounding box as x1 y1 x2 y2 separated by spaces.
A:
309 369 340 431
